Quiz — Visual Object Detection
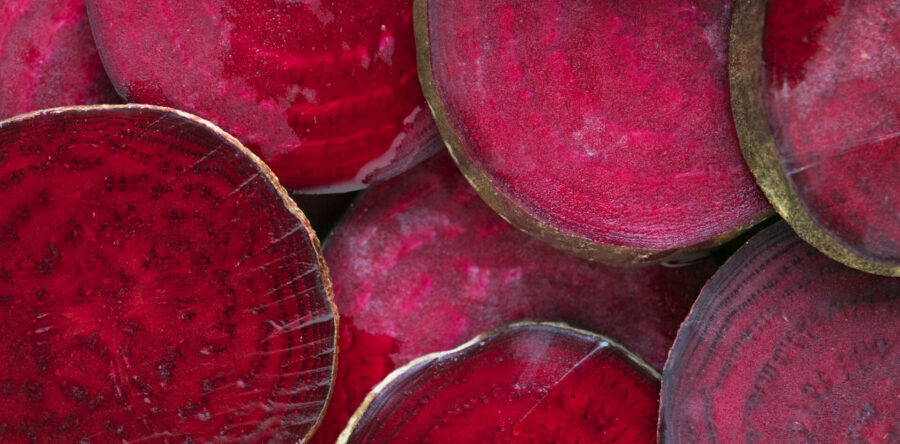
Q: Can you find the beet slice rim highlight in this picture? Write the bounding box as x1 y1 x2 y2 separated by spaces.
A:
729 0 899 277
0 104 339 443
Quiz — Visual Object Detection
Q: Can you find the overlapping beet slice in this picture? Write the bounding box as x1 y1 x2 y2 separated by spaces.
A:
88 0 440 192
0 0 119 119
730 0 899 276
415 0 771 264
0 106 336 443
338 322 660 443
660 221 900 443
311 152 717 442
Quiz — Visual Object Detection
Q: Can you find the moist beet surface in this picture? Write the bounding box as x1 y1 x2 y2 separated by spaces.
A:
761 0 899 268
0 0 119 119
88 0 440 192
660 221 900 443
418 0 771 262
0 106 336 443
311 152 717 443
339 322 660 443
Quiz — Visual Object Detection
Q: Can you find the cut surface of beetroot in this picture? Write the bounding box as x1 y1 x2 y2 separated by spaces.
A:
660 221 900 443
0 0 119 119
0 106 336 443
417 0 771 263
730 0 899 276
88 0 440 192
311 152 717 443
339 322 660 443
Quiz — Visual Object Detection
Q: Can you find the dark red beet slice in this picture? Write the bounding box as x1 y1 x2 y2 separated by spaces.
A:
660 221 900 443
310 152 717 443
415 0 772 264
338 322 660 443
0 0 119 119
88 0 441 192
0 105 336 443
730 0 899 276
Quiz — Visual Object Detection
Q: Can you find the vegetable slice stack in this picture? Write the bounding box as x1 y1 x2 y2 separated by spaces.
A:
0 106 336 443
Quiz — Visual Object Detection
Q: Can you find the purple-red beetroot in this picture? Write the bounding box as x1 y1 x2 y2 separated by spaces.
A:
730 0 899 276
311 152 717 443
0 0 119 119
0 106 336 443
338 322 660 443
88 0 440 192
416 0 771 264
660 221 900 443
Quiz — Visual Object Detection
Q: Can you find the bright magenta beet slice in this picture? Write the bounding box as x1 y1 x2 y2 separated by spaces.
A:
660 221 900 443
310 152 717 443
88 0 440 192
416 0 771 264
730 0 899 276
338 322 660 443
0 106 336 443
0 0 119 119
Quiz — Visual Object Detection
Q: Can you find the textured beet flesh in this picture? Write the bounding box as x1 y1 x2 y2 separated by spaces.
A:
660 221 900 443
420 0 770 260
762 0 899 267
0 106 336 442
0 0 119 119
311 152 717 442
88 0 440 192
339 323 660 443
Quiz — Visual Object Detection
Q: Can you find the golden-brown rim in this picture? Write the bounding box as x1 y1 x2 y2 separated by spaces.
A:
414 0 773 266
336 320 659 443
0 104 341 443
729 0 899 277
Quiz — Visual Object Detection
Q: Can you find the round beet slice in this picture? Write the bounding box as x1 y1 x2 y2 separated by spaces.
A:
0 105 336 443
659 221 900 443
88 0 440 193
338 322 660 443
415 0 772 264
311 151 717 443
0 0 119 119
730 0 899 276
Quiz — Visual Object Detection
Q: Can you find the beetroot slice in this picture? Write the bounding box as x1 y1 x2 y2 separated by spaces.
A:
87 0 441 192
416 0 771 264
0 106 336 443
659 221 900 443
338 322 660 443
730 0 900 276
310 152 717 443
0 0 119 119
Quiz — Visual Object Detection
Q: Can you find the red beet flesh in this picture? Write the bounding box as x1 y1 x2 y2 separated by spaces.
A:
762 0 900 267
88 0 440 192
0 0 119 119
312 152 717 442
0 106 336 443
660 221 900 443
339 322 660 443
419 0 770 259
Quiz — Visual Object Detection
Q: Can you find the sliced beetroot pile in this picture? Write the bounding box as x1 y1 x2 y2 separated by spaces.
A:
0 106 336 442
660 221 900 443
338 322 660 443
311 152 717 443
416 0 771 264
292 191 358 239
88 0 440 192
730 0 899 276
0 0 119 119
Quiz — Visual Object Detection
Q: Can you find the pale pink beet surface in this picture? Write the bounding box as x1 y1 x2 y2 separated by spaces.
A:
312 153 718 443
425 0 770 251
763 0 900 266
88 0 440 192
0 0 119 119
